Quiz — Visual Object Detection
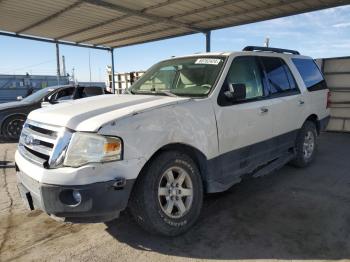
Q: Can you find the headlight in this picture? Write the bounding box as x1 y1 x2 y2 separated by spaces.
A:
63 132 122 167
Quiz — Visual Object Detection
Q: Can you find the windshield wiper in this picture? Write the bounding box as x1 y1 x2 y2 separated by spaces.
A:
131 89 178 97
155 90 178 97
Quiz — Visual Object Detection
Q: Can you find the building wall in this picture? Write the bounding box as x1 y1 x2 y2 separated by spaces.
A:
106 66 145 93
317 57 350 132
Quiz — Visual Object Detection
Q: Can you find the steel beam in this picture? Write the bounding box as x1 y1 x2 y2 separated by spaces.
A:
57 14 129 40
96 27 177 46
81 0 203 33
78 21 156 44
0 31 110 50
57 0 182 40
74 0 239 44
111 31 195 49
192 0 320 26
172 0 245 19
205 31 211 52
16 1 84 34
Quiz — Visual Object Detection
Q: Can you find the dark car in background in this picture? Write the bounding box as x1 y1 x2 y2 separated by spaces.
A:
0 85 107 140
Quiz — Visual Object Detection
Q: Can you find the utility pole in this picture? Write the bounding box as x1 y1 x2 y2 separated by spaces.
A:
62 55 66 76
56 43 61 86
264 37 270 48
72 67 75 84
88 49 92 86
110 48 115 94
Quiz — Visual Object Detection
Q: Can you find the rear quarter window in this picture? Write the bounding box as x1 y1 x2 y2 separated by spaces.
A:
292 58 327 91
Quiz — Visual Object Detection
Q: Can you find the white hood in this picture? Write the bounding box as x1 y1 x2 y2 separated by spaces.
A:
28 94 190 131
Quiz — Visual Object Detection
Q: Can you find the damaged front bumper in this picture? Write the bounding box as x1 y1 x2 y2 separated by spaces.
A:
16 165 135 223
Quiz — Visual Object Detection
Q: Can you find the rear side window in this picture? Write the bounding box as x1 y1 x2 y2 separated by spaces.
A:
260 57 299 96
292 58 327 91
82 86 103 97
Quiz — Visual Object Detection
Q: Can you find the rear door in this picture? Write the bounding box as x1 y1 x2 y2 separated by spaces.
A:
259 56 305 155
215 56 274 181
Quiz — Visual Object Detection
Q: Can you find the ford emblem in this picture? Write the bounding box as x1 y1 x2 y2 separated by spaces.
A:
24 135 38 146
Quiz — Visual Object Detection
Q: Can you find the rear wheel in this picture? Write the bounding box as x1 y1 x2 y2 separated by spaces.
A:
129 151 203 236
1 115 26 140
290 121 317 167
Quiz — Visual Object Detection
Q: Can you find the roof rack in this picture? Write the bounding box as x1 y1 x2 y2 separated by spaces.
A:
242 46 300 55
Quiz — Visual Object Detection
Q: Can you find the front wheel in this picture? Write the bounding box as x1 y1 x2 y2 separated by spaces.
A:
1 115 26 141
129 151 203 236
290 121 317 167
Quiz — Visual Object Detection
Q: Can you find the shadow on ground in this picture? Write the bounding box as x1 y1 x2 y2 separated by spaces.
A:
0 138 17 144
105 133 350 260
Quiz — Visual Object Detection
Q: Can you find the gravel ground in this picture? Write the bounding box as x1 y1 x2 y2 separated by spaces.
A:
1 132 350 262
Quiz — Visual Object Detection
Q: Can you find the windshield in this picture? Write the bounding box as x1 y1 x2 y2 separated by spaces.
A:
131 56 225 97
21 87 56 103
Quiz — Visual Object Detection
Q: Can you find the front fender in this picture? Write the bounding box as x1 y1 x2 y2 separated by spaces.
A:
98 99 219 165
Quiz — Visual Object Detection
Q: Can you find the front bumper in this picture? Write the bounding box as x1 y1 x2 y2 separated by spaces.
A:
16 166 135 223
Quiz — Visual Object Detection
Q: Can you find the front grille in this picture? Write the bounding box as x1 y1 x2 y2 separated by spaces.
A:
18 120 71 167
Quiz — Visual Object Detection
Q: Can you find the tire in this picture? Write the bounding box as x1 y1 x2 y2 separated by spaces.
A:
129 151 203 236
290 121 317 168
1 115 26 141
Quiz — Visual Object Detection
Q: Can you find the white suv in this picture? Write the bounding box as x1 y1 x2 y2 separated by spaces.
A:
16 46 330 236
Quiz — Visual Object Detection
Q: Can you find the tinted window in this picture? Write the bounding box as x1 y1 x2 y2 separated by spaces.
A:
226 56 264 99
292 58 326 91
82 86 103 97
53 87 75 101
261 57 298 95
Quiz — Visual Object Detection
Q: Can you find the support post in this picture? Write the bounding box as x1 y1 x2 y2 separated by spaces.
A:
205 31 211 52
56 43 61 86
110 48 115 94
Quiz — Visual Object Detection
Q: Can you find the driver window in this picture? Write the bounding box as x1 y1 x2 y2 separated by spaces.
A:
53 87 75 101
225 56 264 100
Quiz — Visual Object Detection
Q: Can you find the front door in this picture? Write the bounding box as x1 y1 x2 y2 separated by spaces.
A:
214 56 274 184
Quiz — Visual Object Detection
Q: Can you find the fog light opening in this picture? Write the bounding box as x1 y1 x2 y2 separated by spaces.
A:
72 190 82 204
59 189 82 206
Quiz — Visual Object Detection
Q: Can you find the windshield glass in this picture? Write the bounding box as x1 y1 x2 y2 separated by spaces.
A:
21 87 56 103
131 56 225 97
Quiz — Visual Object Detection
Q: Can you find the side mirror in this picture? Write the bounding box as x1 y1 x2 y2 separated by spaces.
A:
17 96 23 101
224 83 246 101
41 101 50 107
47 96 58 104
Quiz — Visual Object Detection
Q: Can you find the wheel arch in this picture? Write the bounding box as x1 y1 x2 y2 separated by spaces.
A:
304 114 320 135
136 143 210 192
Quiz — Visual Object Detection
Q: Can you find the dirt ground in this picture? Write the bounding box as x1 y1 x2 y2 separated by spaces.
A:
1 132 350 262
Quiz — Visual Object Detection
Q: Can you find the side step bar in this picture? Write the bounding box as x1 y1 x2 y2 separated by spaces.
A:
252 152 295 178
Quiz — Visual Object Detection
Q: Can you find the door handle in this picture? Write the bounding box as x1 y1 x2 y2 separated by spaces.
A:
260 107 269 114
298 100 305 105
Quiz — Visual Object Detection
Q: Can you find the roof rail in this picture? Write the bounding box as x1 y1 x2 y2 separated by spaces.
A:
242 46 300 55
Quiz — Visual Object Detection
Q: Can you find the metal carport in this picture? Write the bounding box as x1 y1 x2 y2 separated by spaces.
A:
0 0 350 92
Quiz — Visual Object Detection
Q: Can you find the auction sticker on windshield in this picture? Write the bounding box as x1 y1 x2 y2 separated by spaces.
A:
195 58 221 65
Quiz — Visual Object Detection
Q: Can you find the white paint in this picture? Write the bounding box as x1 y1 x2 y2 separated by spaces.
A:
17 51 329 186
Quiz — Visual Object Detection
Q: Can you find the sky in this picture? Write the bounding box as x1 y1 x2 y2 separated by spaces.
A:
1 5 350 82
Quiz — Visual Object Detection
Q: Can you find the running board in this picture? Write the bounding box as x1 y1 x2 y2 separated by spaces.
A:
252 152 295 178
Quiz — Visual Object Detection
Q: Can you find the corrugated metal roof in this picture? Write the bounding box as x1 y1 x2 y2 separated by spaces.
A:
0 0 349 49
